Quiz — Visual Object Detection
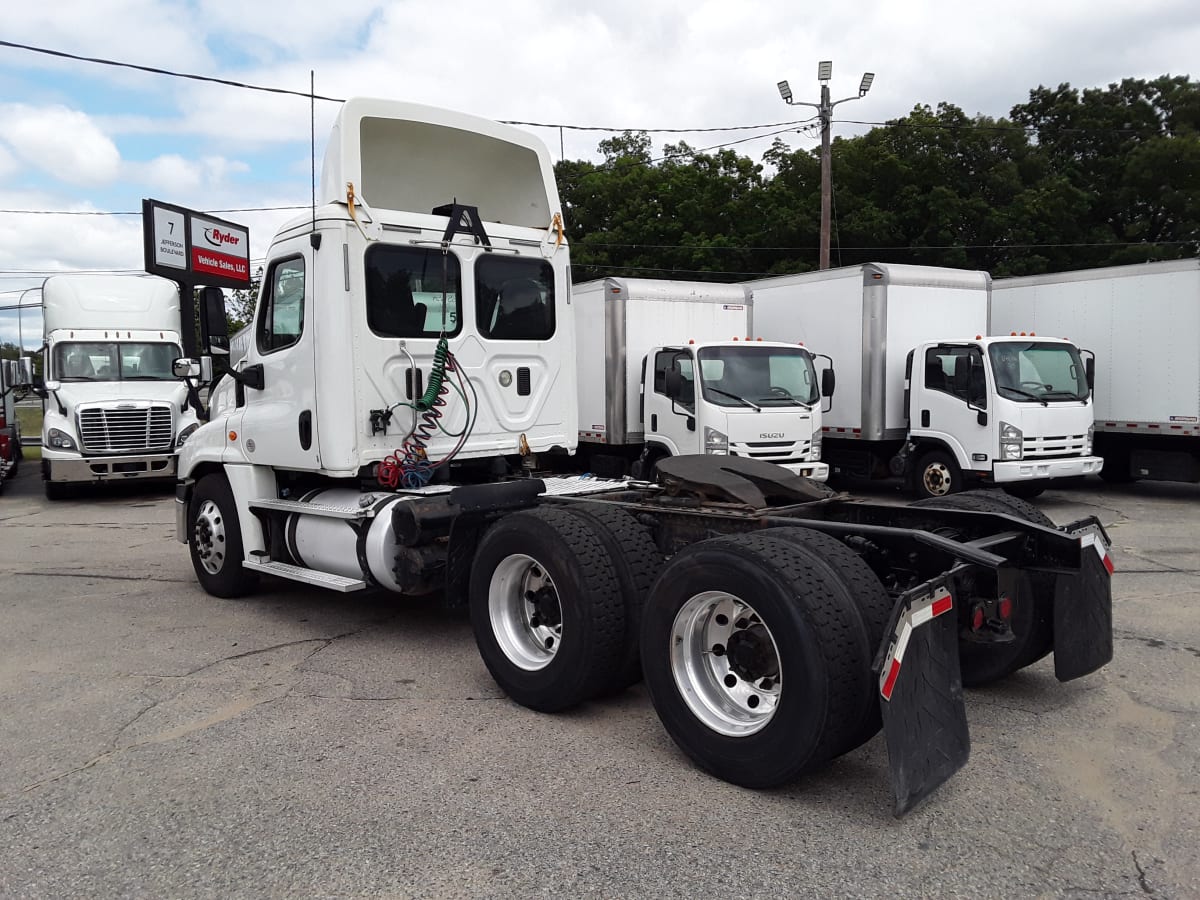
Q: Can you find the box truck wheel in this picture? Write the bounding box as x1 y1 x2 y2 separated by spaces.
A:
639 531 872 788
189 473 258 598
912 491 1054 685
468 507 626 713
759 526 891 756
571 502 664 694
914 450 962 499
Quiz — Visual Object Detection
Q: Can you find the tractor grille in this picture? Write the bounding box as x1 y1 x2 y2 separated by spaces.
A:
78 404 174 453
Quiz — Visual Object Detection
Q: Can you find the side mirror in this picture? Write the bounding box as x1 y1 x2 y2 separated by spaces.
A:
953 355 970 393
174 357 214 382
821 368 836 398
1085 356 1095 391
664 367 682 400
18 357 33 387
201 286 230 355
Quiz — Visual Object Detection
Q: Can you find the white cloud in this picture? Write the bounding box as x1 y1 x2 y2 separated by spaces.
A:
0 104 121 187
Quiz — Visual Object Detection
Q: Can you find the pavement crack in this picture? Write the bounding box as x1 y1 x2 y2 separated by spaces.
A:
1131 850 1154 894
11 570 195 584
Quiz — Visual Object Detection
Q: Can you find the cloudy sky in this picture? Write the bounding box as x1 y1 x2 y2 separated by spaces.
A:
1 0 1197 348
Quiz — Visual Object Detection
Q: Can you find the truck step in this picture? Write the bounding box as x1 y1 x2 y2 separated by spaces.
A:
242 556 367 592
249 497 377 520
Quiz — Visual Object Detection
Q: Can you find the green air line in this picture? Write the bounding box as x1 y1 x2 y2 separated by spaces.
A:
416 337 450 411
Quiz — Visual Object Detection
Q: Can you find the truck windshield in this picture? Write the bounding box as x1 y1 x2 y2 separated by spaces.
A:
989 341 1089 402
53 341 182 382
697 346 819 407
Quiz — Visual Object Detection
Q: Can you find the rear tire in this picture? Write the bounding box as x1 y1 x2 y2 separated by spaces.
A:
640 531 872 788
763 527 892 755
912 490 1054 685
189 473 258 598
469 507 626 713
571 502 663 694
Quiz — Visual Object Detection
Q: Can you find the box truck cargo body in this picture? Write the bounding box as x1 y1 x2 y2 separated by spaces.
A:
747 264 1102 497
37 274 202 499
993 259 1200 483
572 277 828 480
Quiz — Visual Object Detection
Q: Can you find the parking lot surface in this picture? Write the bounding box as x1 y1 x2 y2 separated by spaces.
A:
1 465 1198 898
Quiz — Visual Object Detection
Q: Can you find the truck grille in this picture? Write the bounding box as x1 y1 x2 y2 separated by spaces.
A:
1022 433 1088 459
78 404 174 453
730 439 813 466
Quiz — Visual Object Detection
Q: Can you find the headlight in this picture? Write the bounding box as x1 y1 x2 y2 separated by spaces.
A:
811 430 823 459
176 423 200 447
703 426 729 454
999 421 1023 461
1086 424 1094 455
47 427 77 451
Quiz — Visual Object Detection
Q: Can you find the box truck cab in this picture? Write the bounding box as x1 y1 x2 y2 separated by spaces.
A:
907 335 1099 496
38 274 201 499
572 278 829 481
748 264 1103 498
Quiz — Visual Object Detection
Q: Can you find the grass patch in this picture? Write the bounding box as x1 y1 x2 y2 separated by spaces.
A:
16 403 42 438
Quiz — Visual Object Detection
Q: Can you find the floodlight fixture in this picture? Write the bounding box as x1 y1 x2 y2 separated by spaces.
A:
817 60 833 82
777 80 793 102
859 72 875 96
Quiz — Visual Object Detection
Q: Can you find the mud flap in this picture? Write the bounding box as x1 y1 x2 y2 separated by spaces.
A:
875 582 970 817
1053 521 1114 682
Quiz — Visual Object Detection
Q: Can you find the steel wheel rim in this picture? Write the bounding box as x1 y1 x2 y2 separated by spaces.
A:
489 554 562 671
193 498 227 575
670 591 782 737
923 461 953 496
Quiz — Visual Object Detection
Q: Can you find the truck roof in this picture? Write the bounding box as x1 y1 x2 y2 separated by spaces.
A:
575 277 752 306
993 257 1200 289
41 274 180 335
317 97 561 230
744 262 991 292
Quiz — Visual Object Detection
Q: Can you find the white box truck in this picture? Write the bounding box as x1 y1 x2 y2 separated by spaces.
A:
573 277 828 481
746 264 1103 498
36 274 203 499
169 97 1113 815
993 259 1200 484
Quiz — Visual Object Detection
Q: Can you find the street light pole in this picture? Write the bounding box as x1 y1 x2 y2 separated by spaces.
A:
778 63 874 270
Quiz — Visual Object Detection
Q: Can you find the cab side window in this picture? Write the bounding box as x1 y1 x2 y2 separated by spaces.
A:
924 346 985 407
257 257 305 354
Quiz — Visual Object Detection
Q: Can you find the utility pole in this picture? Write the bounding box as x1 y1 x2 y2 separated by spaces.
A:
778 62 874 270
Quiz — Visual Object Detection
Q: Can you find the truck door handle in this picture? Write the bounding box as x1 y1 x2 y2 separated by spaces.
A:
651 414 658 431
298 410 313 450
921 410 930 428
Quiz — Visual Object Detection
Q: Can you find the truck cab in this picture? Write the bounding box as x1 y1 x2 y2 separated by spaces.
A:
907 336 1102 496
644 340 829 480
38 275 201 499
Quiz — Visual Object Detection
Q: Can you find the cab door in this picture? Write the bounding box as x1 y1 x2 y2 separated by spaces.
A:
910 344 990 466
237 241 321 470
644 348 698 455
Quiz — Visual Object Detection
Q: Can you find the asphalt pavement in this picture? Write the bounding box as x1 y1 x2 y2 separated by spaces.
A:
1 464 1197 898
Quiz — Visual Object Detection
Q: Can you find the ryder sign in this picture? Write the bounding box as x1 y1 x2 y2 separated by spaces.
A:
142 198 251 289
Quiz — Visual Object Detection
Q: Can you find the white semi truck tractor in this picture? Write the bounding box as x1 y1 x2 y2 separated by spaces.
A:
171 97 1114 815
36 274 203 499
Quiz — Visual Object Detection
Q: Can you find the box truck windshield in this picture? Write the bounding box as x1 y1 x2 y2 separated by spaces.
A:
990 341 1089 403
698 345 819 407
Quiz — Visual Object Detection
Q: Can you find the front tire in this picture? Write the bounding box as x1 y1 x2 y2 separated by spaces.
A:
640 531 872 788
913 449 962 499
189 473 257 598
468 507 626 713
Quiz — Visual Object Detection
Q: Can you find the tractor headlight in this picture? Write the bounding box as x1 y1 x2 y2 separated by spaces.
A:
47 428 77 451
1086 424 1094 455
176 423 200 448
